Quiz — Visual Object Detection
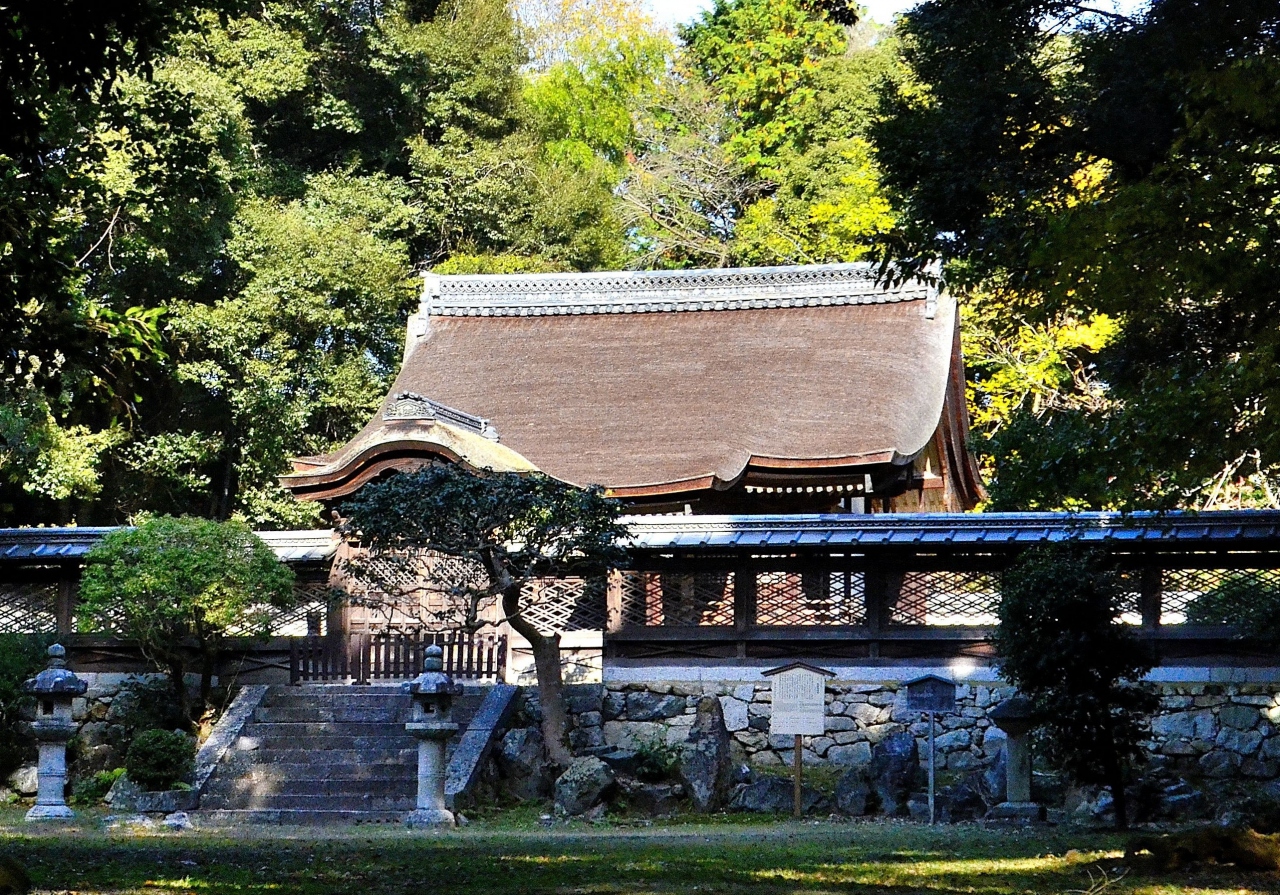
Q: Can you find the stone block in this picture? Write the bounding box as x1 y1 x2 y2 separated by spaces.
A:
719 697 750 732
1151 709 1217 741
733 685 755 702
1242 758 1280 778
1198 750 1240 778
831 731 865 746
829 701 846 716
847 703 882 724
826 716 856 732
554 757 614 816
1216 727 1262 755
602 720 667 749
575 711 602 728
934 729 971 751
626 692 687 722
602 691 626 722
827 742 871 767
810 737 834 755
1219 704 1261 730
564 685 604 716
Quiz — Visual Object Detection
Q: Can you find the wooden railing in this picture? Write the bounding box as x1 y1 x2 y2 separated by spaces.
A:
289 630 506 684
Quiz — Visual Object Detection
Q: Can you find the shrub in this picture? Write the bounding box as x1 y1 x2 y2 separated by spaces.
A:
125 730 195 791
105 678 190 754
71 767 125 805
0 634 54 777
633 735 683 781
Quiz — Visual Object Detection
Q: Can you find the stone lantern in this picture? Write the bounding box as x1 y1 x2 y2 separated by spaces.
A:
403 644 463 827
987 695 1044 822
22 644 87 821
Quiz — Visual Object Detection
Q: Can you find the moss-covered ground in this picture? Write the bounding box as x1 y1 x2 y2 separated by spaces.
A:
1 806 1276 894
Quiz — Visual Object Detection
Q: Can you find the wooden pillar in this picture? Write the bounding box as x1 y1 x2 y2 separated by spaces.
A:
605 569 623 634
1140 567 1163 630
326 539 354 639
734 564 757 659
864 568 901 659
55 575 76 636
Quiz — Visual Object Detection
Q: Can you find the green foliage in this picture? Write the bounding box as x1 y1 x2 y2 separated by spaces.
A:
125 729 195 791
682 0 845 168
0 635 53 778
1186 572 1280 646
995 543 1157 828
633 735 683 782
103 678 191 756
71 767 126 806
874 0 1280 509
338 467 628 629
79 516 295 711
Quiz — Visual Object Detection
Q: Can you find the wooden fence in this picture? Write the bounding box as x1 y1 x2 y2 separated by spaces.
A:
289 630 506 684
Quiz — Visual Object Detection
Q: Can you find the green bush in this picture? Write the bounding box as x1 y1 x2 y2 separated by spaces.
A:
71 767 125 805
125 730 195 791
106 678 190 754
633 735 683 781
0 634 54 777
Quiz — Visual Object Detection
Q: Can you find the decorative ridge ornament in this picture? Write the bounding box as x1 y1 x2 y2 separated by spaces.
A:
383 392 500 442
419 262 935 318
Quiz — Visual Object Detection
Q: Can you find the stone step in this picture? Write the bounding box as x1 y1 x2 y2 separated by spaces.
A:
202 773 417 801
205 763 417 784
243 721 411 738
195 809 410 826
253 706 412 724
218 793 416 811
229 748 418 765
240 734 420 751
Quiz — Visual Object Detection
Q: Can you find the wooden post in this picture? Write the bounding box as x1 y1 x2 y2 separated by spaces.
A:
734 565 756 659
793 734 803 818
606 569 623 634
927 711 936 825
1140 567 1163 630
55 576 76 635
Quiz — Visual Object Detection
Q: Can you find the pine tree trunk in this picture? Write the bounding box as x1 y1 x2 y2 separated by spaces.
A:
502 584 574 768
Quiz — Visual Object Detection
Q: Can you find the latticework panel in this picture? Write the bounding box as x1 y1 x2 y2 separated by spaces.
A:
617 571 734 627
518 577 607 634
343 548 496 632
0 583 58 633
1162 568 1280 625
756 571 865 626
226 578 334 637
889 571 1000 626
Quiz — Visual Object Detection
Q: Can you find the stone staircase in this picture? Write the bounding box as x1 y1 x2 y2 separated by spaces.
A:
197 684 490 824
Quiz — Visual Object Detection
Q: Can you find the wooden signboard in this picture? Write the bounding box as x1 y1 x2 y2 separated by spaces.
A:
763 662 835 817
768 666 828 735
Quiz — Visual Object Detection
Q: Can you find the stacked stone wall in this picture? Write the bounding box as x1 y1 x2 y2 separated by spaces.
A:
543 679 1280 788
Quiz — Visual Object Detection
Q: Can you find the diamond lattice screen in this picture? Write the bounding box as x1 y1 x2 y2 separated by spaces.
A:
0 583 58 633
225 579 334 637
888 571 1000 626
1161 568 1280 625
518 577 607 634
756 571 865 625
343 549 496 632
616 571 734 626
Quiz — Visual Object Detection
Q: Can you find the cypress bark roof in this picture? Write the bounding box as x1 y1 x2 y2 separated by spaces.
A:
283 263 973 502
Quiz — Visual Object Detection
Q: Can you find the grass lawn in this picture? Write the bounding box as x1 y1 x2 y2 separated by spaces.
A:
1 806 1277 895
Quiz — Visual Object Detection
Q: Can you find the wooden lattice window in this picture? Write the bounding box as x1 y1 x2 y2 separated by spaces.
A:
0 583 58 633
888 571 1001 626
756 571 865 626
1160 568 1280 626
517 577 607 634
617 571 734 627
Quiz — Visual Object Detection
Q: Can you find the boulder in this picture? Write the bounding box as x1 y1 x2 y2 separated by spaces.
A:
834 768 871 815
162 811 192 831
6 765 37 796
554 757 615 816
565 684 605 716
497 727 554 801
582 745 643 776
937 780 987 822
727 777 829 815
678 697 733 811
626 692 687 722
867 731 919 816
618 778 686 814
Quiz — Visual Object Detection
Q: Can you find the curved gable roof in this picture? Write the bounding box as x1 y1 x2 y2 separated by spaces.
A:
284 263 963 500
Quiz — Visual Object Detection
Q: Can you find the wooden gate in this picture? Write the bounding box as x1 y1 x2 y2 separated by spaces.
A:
289 630 506 684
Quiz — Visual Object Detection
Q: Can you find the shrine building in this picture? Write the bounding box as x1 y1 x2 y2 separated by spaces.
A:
280 263 984 514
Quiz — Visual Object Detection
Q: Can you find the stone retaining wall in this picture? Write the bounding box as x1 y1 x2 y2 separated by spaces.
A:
542 679 1280 787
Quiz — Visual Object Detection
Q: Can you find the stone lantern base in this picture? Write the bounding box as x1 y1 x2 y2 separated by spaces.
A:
25 803 76 821
405 807 456 828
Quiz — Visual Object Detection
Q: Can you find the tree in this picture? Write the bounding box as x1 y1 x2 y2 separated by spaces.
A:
79 516 295 719
872 0 1280 509
994 543 1157 829
337 465 628 768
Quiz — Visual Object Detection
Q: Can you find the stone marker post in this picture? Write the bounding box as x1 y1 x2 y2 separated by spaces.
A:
404 644 463 828
22 644 87 821
987 695 1044 822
